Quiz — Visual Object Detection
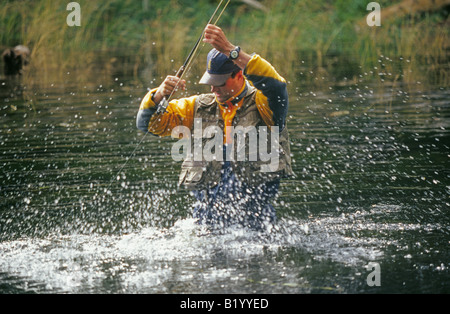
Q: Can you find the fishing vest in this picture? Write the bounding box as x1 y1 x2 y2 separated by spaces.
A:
178 85 294 190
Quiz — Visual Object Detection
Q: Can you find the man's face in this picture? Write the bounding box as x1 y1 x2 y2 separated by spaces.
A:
210 72 244 103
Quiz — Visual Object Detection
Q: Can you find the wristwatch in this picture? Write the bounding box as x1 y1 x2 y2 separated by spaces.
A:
229 46 241 60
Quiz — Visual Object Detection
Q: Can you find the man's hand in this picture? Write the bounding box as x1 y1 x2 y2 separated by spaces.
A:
153 75 186 105
203 24 235 56
203 24 251 70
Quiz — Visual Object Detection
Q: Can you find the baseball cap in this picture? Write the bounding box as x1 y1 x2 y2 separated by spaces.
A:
199 48 241 86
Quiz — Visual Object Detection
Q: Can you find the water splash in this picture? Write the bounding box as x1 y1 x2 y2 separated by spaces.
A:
3 201 445 294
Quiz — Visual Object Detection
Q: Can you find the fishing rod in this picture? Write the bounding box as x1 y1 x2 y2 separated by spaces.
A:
155 0 230 115
106 0 230 191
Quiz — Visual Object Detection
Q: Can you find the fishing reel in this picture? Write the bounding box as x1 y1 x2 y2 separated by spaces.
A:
155 97 170 115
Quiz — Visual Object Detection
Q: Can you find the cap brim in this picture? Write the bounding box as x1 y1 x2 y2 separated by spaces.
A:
199 71 232 86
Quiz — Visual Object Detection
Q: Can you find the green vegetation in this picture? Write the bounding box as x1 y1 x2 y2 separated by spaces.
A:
0 0 448 87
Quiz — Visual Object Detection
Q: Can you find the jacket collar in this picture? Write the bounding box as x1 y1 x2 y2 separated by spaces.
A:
218 82 250 108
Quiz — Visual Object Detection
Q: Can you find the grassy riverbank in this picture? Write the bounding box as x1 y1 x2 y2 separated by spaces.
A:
1 0 448 87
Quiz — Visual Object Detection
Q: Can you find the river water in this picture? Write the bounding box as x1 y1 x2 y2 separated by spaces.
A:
0 55 449 294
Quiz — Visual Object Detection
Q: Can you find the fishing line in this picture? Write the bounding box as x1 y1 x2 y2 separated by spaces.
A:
180 0 231 84
155 0 230 114
106 0 230 192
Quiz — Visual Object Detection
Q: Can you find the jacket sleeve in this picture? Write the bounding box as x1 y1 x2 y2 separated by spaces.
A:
244 54 289 130
136 88 197 137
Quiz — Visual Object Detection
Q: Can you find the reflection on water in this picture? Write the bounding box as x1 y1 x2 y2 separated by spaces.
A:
0 55 449 293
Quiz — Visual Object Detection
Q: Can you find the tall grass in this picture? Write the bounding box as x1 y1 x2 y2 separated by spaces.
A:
0 0 448 88
232 0 449 89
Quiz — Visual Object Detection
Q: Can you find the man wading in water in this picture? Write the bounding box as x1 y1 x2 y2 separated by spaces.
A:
137 24 293 230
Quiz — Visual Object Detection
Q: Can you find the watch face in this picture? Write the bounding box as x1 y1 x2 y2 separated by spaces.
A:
231 50 239 59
